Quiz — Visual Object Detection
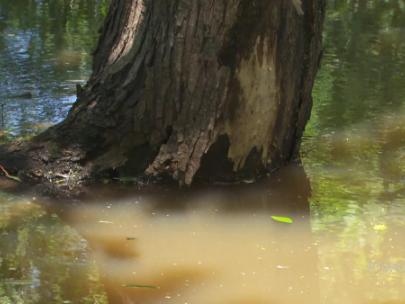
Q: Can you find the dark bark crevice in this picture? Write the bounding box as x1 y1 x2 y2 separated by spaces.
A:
194 135 268 184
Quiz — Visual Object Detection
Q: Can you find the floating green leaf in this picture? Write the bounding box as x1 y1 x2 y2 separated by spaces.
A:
122 284 158 289
271 216 293 224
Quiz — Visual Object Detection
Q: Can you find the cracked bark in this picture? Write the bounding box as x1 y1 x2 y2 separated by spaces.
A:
0 0 325 196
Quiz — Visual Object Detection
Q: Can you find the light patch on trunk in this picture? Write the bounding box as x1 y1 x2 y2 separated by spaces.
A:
292 0 304 16
108 0 145 67
225 36 279 170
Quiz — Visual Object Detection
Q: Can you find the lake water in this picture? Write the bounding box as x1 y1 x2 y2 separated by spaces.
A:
1 1 405 303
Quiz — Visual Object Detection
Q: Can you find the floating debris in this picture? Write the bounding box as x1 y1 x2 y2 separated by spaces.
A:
0 164 21 182
98 220 113 224
373 224 387 232
4 279 33 286
276 265 290 270
122 284 158 289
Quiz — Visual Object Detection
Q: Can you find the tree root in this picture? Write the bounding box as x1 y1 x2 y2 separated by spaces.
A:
0 138 93 199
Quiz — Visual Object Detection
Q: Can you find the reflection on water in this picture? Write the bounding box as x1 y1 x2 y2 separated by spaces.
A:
0 0 108 136
1 164 405 304
2 165 320 304
0 0 405 303
0 192 107 303
302 1 405 303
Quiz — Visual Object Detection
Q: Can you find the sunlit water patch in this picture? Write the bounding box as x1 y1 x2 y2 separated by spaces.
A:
301 1 405 303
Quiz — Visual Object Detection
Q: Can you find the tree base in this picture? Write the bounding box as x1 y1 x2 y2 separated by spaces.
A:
0 132 296 199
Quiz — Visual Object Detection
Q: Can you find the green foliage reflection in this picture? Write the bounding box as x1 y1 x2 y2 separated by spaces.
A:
0 193 108 304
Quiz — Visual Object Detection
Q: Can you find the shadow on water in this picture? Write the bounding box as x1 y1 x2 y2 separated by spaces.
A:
48 164 320 304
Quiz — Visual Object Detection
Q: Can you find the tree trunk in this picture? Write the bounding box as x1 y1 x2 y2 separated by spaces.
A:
0 0 325 195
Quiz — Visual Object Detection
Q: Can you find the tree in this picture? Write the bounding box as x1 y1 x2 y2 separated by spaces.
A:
0 0 325 195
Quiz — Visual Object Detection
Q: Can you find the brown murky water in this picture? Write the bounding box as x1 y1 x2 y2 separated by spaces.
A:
58 166 317 304
2 162 405 304
1 0 405 303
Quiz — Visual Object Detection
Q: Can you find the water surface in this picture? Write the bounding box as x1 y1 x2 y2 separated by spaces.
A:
0 0 108 137
1 0 405 303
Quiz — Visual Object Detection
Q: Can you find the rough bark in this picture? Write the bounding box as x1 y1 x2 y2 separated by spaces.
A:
0 0 325 196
